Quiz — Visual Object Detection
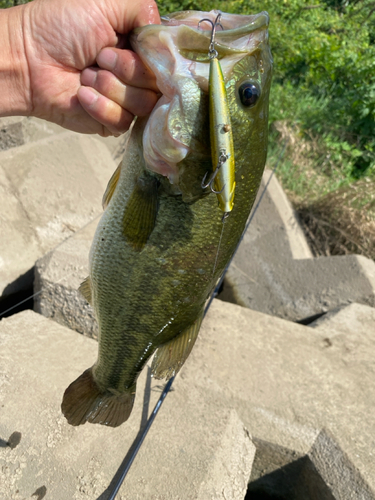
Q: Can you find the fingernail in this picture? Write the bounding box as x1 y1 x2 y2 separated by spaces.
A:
81 67 97 87
97 48 117 70
78 86 98 107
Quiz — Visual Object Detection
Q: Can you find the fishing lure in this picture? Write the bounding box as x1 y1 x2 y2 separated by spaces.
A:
200 12 236 221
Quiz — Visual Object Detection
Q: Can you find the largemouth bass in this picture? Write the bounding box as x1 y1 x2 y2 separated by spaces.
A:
62 10 272 427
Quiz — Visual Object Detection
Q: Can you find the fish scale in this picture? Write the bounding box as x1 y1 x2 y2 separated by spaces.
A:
61 10 272 427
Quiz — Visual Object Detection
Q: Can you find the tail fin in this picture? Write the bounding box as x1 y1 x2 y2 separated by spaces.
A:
61 368 135 427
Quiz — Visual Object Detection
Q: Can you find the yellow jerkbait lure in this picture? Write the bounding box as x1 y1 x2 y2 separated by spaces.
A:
201 13 236 219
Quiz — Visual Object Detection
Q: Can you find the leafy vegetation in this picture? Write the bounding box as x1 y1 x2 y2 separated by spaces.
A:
0 0 29 7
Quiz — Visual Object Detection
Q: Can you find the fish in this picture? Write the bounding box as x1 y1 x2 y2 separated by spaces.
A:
61 9 273 427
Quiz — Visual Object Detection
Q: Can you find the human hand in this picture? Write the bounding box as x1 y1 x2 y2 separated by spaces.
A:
2 0 160 136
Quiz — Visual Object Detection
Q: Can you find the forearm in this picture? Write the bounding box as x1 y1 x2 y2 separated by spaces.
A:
0 5 31 117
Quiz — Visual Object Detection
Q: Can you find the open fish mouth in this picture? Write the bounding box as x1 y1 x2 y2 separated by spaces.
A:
131 11 270 185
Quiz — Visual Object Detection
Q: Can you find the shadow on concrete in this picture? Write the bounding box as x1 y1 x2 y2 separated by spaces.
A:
0 280 34 319
247 432 375 500
31 485 47 499
247 455 336 500
0 431 22 449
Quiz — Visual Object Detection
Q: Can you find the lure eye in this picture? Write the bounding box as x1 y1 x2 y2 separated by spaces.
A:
238 82 260 107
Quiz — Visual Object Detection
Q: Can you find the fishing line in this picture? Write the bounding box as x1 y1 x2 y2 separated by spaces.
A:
103 139 288 499
212 220 226 277
104 377 174 500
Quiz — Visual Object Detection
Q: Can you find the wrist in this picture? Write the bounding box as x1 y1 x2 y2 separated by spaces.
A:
0 5 31 117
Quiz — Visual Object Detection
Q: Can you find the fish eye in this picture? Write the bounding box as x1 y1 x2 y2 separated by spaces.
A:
238 82 260 107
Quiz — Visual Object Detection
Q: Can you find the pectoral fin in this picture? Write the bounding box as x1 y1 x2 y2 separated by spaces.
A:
122 175 159 251
78 276 92 305
102 162 121 209
151 310 204 380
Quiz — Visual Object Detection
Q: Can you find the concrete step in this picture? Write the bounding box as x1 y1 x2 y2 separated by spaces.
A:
0 310 254 500
309 301 375 337
34 219 99 337
2 298 374 498
220 170 375 322
0 116 127 162
186 299 375 498
0 116 65 151
0 131 117 298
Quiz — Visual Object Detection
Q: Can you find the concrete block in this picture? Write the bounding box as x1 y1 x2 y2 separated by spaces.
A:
34 219 98 338
0 116 127 161
220 171 375 322
183 299 375 495
309 302 375 338
303 429 374 499
261 169 313 260
0 132 117 297
248 430 374 499
0 310 255 500
0 116 65 151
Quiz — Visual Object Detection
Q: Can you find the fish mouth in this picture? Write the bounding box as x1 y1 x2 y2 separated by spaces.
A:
131 11 270 184
161 10 269 53
132 11 269 91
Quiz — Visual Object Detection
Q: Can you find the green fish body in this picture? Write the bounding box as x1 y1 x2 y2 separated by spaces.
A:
62 10 272 427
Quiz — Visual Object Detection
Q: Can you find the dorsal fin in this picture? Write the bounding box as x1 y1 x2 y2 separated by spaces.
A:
78 276 92 305
102 162 122 210
122 174 159 251
151 309 204 380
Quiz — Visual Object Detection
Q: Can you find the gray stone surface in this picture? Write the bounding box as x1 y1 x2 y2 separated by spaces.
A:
249 430 374 499
183 299 375 496
309 301 375 337
220 170 375 322
0 116 127 160
0 310 255 500
34 219 98 337
0 116 64 151
2 299 374 498
304 429 374 500
0 131 117 297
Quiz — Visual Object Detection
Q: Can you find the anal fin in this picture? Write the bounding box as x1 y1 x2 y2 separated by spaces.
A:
78 276 92 304
151 310 204 380
61 368 136 427
122 174 159 251
102 162 121 209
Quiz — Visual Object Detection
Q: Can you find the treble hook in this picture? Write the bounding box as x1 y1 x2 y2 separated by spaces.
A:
201 151 229 194
197 12 223 59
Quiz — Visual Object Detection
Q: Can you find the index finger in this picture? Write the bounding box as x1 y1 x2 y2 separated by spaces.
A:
108 0 161 33
97 48 159 92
